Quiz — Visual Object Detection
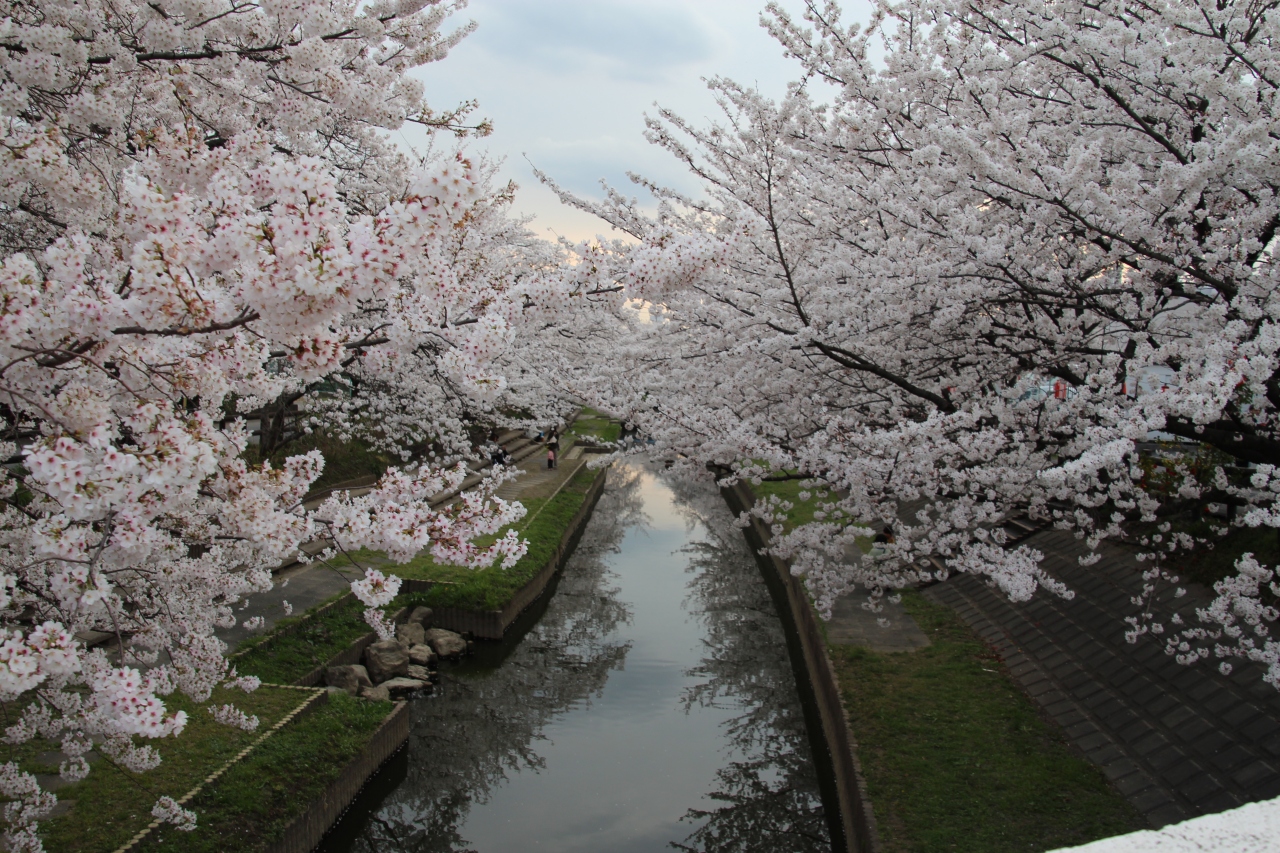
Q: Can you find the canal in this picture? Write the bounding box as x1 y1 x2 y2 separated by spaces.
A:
318 463 835 852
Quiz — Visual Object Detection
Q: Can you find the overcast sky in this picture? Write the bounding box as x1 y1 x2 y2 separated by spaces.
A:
403 0 872 242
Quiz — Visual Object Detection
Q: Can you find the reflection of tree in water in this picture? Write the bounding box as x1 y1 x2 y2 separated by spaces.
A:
329 466 646 853
663 471 830 853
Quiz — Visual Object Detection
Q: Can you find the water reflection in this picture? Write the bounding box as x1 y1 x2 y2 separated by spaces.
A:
665 472 829 852
321 464 829 853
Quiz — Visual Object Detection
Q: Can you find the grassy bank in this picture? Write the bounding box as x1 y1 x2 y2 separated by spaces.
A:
394 465 600 612
32 685 313 853
232 593 375 685
231 464 601 687
567 408 620 445
744 474 1142 851
243 430 391 496
832 592 1145 852
751 475 834 532
136 693 392 853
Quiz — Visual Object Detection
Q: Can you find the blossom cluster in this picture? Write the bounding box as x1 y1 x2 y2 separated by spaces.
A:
541 0 1280 691
0 0 574 845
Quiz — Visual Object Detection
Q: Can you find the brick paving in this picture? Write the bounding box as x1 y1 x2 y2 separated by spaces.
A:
924 528 1280 827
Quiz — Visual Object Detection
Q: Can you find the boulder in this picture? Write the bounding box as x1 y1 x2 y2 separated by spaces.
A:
425 628 468 658
363 639 409 683
406 606 433 627
380 677 429 697
325 664 373 696
360 684 391 702
408 643 437 668
395 622 426 648
407 664 433 683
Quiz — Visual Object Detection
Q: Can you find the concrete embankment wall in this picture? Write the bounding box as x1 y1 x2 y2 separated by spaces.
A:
431 464 609 639
720 479 881 853
264 700 411 853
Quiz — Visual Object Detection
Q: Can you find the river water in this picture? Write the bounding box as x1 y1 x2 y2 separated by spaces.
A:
318 463 834 853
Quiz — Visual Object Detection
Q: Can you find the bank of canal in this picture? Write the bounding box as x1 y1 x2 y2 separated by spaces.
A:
318 463 834 852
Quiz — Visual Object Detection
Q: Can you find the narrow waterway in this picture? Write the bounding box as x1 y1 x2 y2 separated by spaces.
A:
319 463 833 853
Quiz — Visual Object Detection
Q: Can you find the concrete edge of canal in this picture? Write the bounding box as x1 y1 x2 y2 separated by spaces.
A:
431 462 610 638
720 479 883 853
270 463 612 853
265 700 412 853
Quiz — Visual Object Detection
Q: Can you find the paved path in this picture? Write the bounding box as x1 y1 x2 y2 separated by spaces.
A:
824 586 931 652
821 544 931 653
219 436 591 652
924 528 1280 827
218 557 375 650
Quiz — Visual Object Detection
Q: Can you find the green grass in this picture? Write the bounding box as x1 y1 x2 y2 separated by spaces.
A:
831 591 1145 852
233 464 601 684
136 692 393 853
232 594 374 685
243 430 391 496
393 466 600 612
751 475 874 554
32 685 312 853
751 475 828 531
567 408 620 445
1129 514 1280 592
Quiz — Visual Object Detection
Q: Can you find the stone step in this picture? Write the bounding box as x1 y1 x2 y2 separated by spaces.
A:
497 428 525 445
510 439 544 463
504 436 534 455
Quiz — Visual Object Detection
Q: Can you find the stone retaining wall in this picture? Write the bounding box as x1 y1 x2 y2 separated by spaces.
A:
721 479 881 853
264 700 411 853
432 464 609 639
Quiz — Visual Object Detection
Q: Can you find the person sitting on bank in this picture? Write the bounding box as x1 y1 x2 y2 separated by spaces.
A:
869 526 895 561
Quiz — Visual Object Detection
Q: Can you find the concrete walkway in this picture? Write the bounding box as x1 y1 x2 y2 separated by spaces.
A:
218 435 591 652
822 544 931 653
924 528 1280 827
824 586 931 652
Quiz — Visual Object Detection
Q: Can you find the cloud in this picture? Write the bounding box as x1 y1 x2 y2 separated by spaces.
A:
518 135 701 200
408 1 842 236
475 0 715 82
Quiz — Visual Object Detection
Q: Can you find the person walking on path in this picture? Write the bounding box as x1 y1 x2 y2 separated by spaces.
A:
547 429 560 469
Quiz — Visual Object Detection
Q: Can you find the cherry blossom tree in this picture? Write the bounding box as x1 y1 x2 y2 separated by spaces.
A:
0 0 552 847
548 0 1280 688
